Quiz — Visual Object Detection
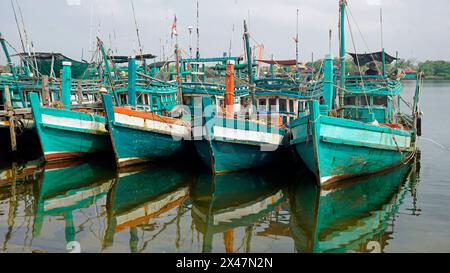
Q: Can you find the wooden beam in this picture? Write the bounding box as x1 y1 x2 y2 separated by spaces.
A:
4 86 17 152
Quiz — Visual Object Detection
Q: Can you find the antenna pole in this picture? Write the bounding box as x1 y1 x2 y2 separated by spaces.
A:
339 0 347 113
16 0 30 52
131 0 144 58
196 0 200 59
329 29 332 54
295 9 300 81
380 7 386 76
380 8 384 50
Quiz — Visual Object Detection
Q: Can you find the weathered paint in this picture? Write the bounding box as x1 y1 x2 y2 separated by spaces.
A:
102 94 189 167
29 92 111 162
290 100 415 187
194 108 286 173
61 62 72 109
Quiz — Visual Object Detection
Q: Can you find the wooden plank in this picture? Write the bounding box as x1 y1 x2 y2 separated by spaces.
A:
4 86 17 152
42 76 50 106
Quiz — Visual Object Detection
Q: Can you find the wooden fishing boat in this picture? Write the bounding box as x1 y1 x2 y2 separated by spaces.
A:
29 62 111 162
289 155 418 253
189 22 290 173
194 96 286 173
1 34 109 155
102 56 191 167
290 1 422 187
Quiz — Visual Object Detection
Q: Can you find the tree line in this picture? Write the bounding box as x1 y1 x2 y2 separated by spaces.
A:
305 58 450 80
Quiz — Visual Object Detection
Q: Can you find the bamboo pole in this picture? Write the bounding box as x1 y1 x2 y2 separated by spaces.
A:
42 75 50 106
4 86 17 152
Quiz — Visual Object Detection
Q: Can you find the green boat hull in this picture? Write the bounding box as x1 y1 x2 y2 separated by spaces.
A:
291 101 415 186
29 93 111 161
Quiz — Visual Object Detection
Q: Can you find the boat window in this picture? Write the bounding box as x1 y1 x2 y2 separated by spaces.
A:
344 96 356 105
269 99 277 112
359 95 370 106
119 94 127 105
183 96 192 106
137 93 144 104
218 99 224 108
52 92 60 102
241 97 249 107
279 99 287 112
259 99 267 111
289 100 294 113
298 101 304 112
373 95 388 106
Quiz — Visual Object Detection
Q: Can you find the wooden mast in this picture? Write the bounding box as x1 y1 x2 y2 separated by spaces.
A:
243 20 256 110
225 62 235 117
339 0 347 113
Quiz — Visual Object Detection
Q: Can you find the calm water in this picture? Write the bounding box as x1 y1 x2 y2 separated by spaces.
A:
0 81 449 253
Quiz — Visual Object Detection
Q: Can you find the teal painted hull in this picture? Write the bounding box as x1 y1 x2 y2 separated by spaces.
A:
102 94 189 167
37 125 111 161
108 123 186 167
194 114 286 173
291 101 415 186
194 138 283 173
29 93 111 161
290 158 417 253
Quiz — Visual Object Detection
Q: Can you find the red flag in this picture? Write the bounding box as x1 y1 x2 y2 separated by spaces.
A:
171 14 177 38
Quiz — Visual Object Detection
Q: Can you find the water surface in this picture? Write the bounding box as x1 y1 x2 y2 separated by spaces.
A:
0 80 449 253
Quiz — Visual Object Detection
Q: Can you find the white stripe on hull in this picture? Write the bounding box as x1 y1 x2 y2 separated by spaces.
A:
114 113 190 137
213 126 283 145
41 114 107 133
321 123 411 149
320 176 334 186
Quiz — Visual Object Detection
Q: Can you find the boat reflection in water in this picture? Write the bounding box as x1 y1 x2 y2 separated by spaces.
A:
0 159 43 189
32 160 115 247
102 164 193 252
190 170 289 253
289 155 420 253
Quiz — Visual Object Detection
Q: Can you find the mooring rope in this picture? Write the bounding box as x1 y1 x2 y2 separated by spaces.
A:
419 137 450 150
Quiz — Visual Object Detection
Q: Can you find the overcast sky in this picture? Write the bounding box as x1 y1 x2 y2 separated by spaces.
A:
1 0 449 64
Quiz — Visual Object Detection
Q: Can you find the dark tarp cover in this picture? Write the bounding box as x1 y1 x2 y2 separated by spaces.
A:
348 51 397 66
147 61 172 69
110 54 157 63
16 52 91 79
256 59 299 66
